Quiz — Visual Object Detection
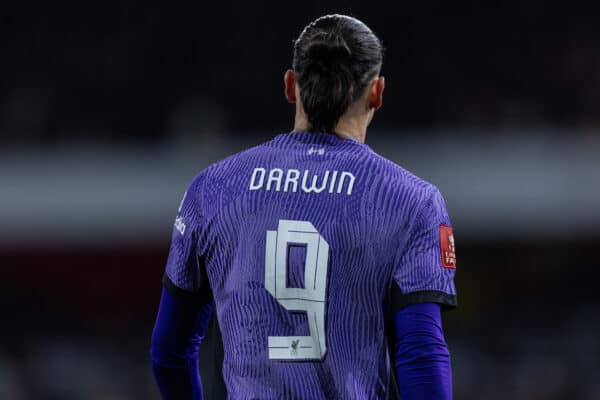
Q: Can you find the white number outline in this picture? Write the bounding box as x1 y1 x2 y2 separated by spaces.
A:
265 219 329 360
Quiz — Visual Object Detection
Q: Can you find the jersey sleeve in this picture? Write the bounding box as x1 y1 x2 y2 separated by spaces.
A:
163 174 212 303
392 187 457 311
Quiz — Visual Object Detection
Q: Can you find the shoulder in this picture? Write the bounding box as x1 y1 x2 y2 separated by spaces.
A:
184 139 273 200
361 149 451 238
362 148 440 203
199 141 270 183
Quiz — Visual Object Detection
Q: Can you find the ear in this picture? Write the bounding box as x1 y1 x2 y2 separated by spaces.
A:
284 69 297 103
369 76 385 110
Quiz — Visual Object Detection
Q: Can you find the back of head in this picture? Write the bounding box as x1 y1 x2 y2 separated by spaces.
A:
293 14 383 133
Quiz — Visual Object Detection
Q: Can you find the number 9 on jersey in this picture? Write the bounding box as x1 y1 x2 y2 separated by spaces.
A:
265 220 330 360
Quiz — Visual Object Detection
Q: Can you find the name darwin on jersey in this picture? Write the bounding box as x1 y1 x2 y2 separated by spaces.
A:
249 167 355 195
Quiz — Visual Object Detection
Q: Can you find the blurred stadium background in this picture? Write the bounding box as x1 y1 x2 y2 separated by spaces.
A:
2 2 600 399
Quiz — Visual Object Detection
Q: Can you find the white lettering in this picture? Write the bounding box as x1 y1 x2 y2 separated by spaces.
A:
301 170 330 193
249 167 355 195
337 172 355 195
284 169 300 192
174 216 186 235
266 168 284 191
249 168 266 190
178 191 187 212
328 171 338 193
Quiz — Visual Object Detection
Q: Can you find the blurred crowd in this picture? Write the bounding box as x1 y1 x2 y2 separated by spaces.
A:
1 308 599 400
2 241 598 399
2 1 600 146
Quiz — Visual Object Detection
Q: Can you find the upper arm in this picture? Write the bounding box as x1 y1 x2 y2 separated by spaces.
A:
391 187 457 311
163 174 212 302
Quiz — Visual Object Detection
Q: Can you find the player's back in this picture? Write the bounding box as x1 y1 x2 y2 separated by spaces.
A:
167 131 455 399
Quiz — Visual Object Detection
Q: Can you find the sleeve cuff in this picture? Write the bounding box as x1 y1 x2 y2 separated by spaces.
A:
391 285 457 312
162 274 213 304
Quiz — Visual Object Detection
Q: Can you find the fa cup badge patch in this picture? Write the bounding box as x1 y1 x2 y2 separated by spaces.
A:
439 225 456 269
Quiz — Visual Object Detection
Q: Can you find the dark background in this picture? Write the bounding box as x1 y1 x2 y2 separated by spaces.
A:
1 2 600 399
3 1 600 144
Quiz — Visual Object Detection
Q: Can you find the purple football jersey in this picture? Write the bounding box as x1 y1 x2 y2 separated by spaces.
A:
164 131 457 399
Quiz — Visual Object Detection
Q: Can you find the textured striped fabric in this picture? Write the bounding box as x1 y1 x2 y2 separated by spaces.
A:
164 131 456 400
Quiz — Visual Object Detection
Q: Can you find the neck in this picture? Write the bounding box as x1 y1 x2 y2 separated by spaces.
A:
334 115 367 143
293 109 369 144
